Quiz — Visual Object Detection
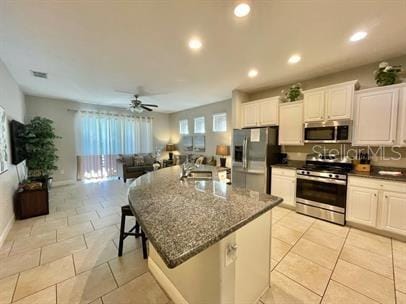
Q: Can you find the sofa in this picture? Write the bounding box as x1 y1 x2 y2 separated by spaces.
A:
116 154 157 182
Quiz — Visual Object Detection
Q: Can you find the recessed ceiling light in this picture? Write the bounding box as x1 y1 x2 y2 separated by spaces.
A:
248 69 258 78
234 3 251 17
188 38 202 50
349 31 368 42
288 54 301 64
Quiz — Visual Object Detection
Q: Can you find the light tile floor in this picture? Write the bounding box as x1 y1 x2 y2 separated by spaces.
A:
0 179 404 304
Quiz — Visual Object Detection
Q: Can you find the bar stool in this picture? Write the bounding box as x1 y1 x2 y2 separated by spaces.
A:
118 205 148 259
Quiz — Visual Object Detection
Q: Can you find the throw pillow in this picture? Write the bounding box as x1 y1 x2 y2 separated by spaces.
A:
133 156 145 166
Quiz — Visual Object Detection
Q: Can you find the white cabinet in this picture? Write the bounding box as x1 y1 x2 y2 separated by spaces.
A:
346 186 378 227
353 87 399 146
303 81 357 123
279 101 304 145
304 90 325 122
258 97 279 126
326 84 354 120
242 103 258 128
241 97 279 128
271 168 296 208
380 191 406 235
347 176 406 236
396 86 406 147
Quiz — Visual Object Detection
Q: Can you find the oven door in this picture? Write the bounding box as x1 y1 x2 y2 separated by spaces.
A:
296 175 347 212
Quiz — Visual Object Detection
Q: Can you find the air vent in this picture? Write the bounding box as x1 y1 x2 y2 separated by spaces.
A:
31 70 48 79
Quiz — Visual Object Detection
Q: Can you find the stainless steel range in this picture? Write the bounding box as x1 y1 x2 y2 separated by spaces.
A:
296 154 353 225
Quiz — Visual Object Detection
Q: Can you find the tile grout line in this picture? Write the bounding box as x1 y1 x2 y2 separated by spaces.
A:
319 226 351 300
392 239 398 304
10 272 20 303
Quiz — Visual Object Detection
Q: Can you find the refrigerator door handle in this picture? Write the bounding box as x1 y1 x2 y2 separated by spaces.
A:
243 137 248 169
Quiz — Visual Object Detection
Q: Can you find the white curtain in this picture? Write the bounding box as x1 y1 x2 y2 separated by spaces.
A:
75 111 153 180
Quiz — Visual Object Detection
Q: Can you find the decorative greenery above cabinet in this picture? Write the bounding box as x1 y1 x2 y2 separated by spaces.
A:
303 80 359 123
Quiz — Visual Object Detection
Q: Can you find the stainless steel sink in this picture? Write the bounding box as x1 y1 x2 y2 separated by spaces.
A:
187 171 213 179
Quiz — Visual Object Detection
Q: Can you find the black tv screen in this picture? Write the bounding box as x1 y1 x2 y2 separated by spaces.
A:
9 120 26 165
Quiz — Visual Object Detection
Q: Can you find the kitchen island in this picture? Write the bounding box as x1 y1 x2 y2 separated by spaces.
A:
128 165 283 304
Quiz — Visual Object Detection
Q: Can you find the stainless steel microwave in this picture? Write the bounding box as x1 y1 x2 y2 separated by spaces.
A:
304 121 352 143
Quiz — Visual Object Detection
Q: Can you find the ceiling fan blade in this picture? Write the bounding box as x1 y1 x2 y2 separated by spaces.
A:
141 105 153 111
141 104 158 107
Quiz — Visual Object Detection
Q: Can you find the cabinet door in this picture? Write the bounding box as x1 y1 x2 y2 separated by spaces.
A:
304 90 325 122
380 191 406 235
326 84 353 120
346 186 378 227
279 102 304 145
397 87 406 146
258 97 279 126
271 175 296 208
242 103 258 128
353 88 399 146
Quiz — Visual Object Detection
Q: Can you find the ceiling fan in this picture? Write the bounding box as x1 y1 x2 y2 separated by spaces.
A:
128 95 158 113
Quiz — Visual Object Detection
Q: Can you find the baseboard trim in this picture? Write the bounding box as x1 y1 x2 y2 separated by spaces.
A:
148 257 188 304
52 179 76 187
0 216 14 248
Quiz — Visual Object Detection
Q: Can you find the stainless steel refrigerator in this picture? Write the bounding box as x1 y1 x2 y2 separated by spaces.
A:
232 127 281 194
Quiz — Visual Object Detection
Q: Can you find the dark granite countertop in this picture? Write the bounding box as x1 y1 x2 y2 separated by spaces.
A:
272 160 304 170
348 166 406 183
128 165 283 268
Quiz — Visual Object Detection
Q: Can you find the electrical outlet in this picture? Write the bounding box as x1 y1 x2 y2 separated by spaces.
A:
225 243 238 266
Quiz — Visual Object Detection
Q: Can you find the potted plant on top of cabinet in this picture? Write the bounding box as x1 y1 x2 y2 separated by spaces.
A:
374 62 403 86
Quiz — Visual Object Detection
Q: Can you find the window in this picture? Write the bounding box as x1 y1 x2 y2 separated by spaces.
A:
213 112 227 132
179 119 189 135
194 116 205 134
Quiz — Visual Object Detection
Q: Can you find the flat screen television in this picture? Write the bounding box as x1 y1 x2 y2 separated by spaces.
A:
9 120 26 165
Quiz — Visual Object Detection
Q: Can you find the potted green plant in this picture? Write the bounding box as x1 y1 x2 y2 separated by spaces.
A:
22 117 61 187
374 62 403 86
279 83 304 102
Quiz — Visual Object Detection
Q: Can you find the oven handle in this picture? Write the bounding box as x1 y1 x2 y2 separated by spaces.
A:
297 175 347 185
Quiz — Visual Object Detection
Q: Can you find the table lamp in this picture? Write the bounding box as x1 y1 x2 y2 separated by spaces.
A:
166 144 176 160
216 145 230 167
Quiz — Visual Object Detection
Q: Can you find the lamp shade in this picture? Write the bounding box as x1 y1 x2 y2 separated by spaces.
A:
166 144 176 152
216 145 230 156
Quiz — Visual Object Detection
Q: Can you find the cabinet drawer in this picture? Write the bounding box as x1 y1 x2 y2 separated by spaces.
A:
348 176 406 194
272 168 296 178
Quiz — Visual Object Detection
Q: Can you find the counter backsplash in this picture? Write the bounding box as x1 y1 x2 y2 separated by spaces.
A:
283 144 406 168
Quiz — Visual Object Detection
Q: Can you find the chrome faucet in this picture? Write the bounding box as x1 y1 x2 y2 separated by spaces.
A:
180 161 195 180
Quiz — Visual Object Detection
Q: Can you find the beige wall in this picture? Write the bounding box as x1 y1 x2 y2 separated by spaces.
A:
0 59 25 245
248 54 406 101
169 99 232 165
25 95 171 183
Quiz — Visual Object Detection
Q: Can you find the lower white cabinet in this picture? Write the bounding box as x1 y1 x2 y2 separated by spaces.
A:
346 186 378 227
347 176 406 236
380 191 406 235
271 168 296 208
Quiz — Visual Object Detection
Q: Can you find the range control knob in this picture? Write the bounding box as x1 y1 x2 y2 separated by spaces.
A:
335 174 340 179
306 171 310 175
329 174 333 178
301 171 306 174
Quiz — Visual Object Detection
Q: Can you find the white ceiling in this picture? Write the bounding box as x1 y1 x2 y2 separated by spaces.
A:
1 1 406 113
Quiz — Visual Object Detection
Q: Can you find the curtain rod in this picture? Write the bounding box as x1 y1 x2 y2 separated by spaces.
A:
67 108 154 119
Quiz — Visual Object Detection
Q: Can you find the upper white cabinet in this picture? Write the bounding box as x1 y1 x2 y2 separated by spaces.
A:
279 101 304 145
303 81 357 123
352 86 399 146
304 90 325 122
396 86 406 147
242 102 258 128
259 97 279 126
241 97 279 128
